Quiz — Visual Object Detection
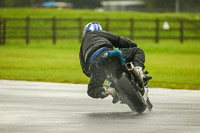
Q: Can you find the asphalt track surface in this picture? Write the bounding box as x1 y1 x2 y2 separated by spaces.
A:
0 80 200 133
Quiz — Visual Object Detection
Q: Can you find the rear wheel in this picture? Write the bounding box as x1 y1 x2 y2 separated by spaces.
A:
114 72 147 113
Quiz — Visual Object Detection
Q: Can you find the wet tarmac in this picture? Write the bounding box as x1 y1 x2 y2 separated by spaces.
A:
0 80 200 133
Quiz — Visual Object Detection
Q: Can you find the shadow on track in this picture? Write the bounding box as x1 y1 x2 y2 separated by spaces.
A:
86 111 148 120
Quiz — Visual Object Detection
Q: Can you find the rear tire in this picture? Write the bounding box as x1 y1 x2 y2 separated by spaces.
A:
114 72 147 113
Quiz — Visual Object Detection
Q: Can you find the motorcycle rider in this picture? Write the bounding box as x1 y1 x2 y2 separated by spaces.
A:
79 22 148 104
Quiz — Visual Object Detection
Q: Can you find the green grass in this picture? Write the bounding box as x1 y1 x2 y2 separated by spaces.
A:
0 8 199 89
141 40 200 90
0 39 200 90
0 40 89 84
1 8 200 19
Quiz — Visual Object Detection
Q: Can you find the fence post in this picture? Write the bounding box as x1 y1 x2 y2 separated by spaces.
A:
105 18 110 31
52 17 56 44
26 16 30 45
130 18 134 40
155 19 160 43
180 19 184 43
78 17 82 42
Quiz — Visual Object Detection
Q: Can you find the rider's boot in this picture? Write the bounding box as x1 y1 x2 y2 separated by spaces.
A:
102 85 120 104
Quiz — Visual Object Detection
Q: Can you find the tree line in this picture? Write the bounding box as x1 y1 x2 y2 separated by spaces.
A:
0 0 199 12
0 0 101 9
146 0 200 12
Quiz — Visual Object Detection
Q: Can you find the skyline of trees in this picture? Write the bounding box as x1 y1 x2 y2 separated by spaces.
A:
0 0 199 12
0 0 101 8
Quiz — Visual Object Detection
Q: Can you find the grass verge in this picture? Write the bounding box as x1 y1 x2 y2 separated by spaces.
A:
0 39 199 90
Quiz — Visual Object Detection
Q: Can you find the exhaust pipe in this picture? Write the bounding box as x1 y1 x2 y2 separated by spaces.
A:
126 62 134 71
126 62 144 90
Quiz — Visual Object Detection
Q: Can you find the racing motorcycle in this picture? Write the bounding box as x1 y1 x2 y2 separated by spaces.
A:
97 50 153 113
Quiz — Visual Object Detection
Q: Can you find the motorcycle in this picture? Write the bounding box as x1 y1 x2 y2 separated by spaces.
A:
97 50 153 113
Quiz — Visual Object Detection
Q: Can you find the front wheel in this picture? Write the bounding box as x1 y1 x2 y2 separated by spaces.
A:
114 72 147 113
